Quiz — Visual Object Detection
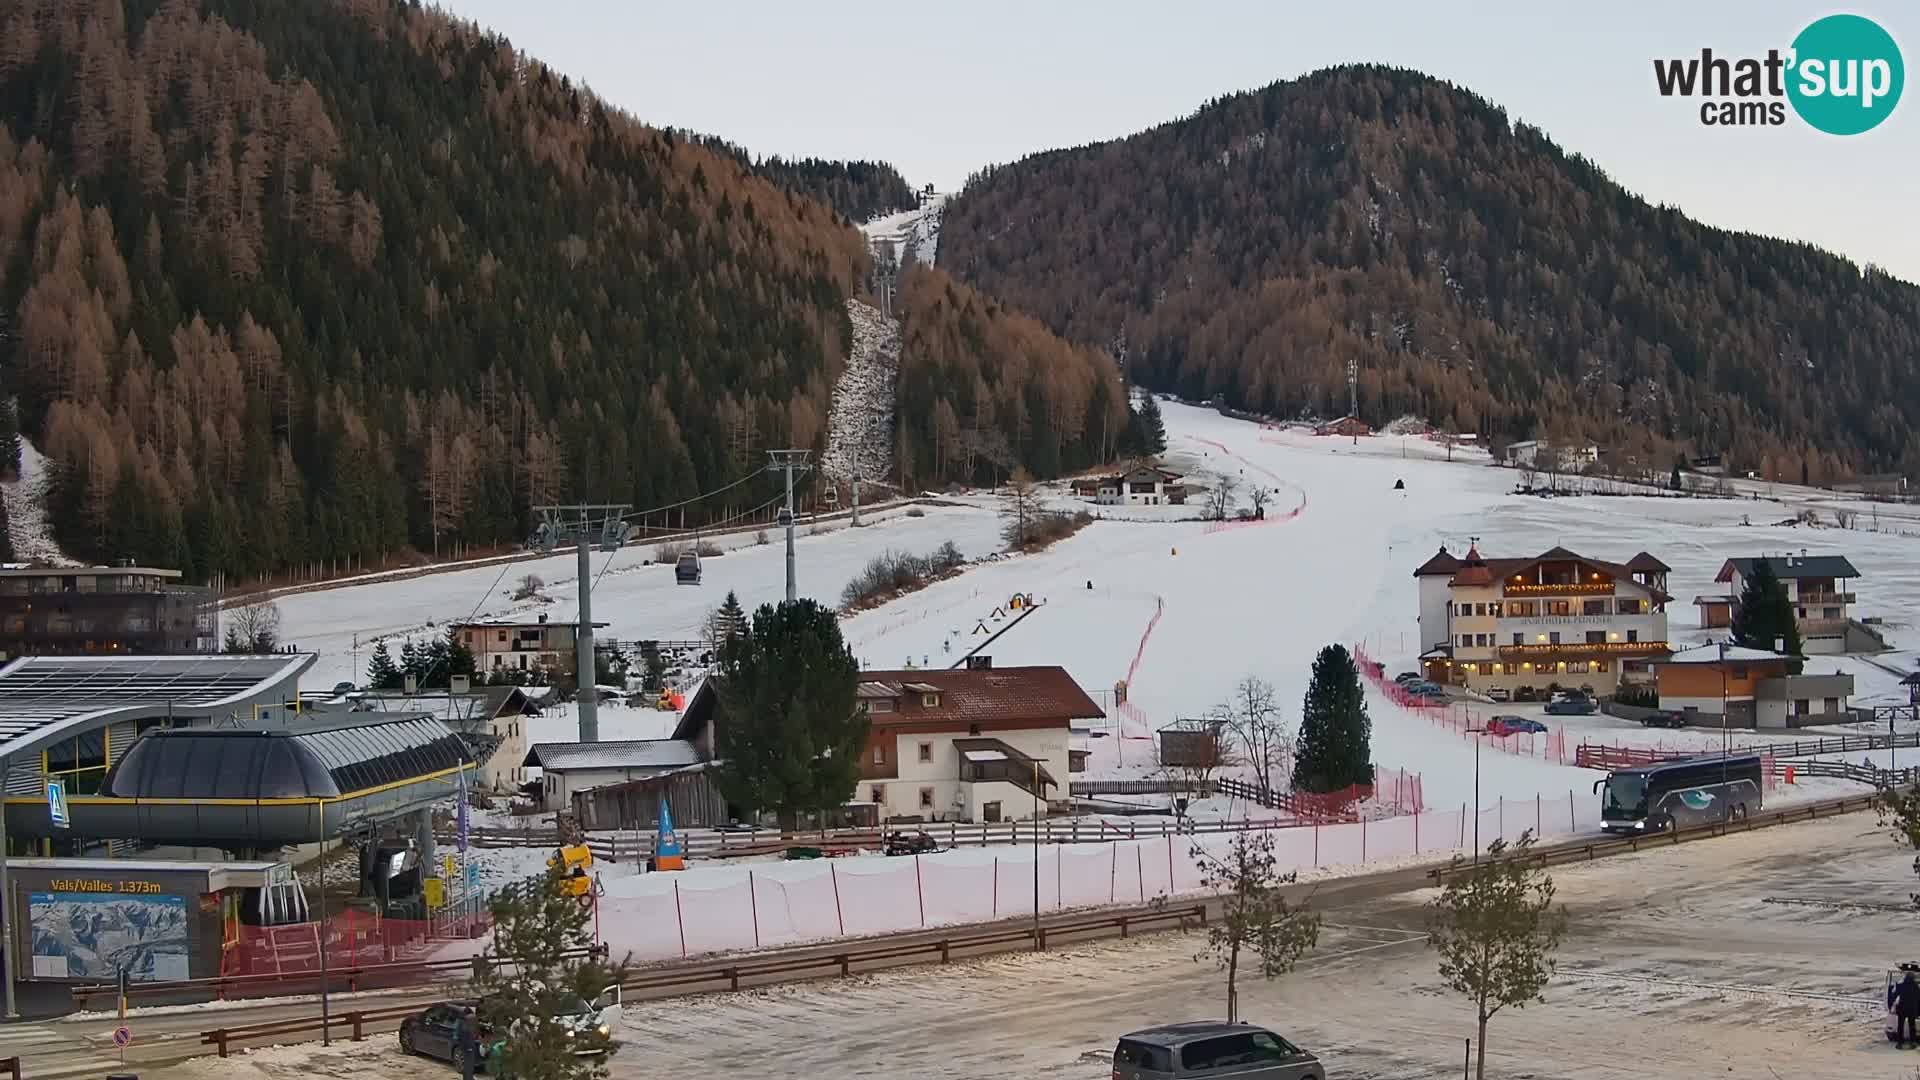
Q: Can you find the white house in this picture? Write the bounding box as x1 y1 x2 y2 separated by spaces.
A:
1711 554 1865 654
1071 464 1185 506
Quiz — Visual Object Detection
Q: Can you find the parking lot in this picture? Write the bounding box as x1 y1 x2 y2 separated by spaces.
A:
157 810 1919 1080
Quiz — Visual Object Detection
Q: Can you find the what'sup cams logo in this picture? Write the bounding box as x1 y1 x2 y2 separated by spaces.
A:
1654 13 1904 134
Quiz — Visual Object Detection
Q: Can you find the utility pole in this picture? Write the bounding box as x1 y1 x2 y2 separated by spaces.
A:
766 451 812 603
533 504 629 742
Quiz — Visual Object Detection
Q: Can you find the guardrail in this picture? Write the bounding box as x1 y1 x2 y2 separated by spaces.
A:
1427 794 1877 882
1575 730 1920 770
73 946 600 1007
195 904 1206 1056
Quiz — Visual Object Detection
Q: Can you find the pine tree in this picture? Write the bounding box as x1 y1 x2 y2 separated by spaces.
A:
366 639 402 690
639 640 666 692
1293 643 1374 793
711 599 867 828
468 865 626 1080
445 627 477 683
0 399 20 481
1134 393 1168 456
1731 558 1802 663
1670 461 1683 490
399 639 423 688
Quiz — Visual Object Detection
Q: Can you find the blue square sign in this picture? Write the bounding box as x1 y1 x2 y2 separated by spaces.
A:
46 779 68 829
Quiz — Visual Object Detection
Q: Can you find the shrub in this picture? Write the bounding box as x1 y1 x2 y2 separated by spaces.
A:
654 539 721 563
1612 682 1658 707
840 541 967 609
905 506 927 518
755 530 770 546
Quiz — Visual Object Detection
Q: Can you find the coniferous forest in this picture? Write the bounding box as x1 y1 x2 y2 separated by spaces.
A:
0 0 1094 583
940 65 1920 483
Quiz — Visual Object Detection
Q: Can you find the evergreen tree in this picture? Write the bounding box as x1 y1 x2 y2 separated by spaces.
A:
639 641 667 692
0 490 12 563
1293 643 1374 793
1670 461 1683 491
444 628 478 683
399 640 424 688
1731 558 1802 663
711 599 867 828
366 639 402 690
1133 394 1168 456
468 865 626 1080
0 399 19 481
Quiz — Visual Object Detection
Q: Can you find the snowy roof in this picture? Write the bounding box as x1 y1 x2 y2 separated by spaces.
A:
455 616 609 629
0 653 315 760
523 739 702 772
1692 594 1736 605
1660 643 1790 665
960 748 1008 762
1717 556 1860 582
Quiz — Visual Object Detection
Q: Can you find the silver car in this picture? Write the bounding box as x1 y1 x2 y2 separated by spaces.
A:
1114 1021 1325 1079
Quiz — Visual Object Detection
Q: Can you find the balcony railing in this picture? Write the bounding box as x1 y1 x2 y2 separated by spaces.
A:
1495 641 1672 660
1795 591 1855 605
1501 582 1615 597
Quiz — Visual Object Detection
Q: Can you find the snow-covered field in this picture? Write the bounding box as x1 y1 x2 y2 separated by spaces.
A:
278 398 1918 810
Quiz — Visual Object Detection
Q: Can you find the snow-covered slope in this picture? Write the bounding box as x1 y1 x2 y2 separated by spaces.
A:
861 193 947 265
0 438 77 565
820 299 898 485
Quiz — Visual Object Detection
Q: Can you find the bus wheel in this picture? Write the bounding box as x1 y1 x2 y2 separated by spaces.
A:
1733 803 1748 823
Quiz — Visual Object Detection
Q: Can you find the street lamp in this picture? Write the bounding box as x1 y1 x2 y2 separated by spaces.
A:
1719 639 1729 815
1465 726 1486 864
1032 759 1042 950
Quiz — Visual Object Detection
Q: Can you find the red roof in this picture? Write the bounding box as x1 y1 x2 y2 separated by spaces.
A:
858 666 1105 724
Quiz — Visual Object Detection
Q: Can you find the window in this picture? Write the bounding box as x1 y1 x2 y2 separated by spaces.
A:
1823 607 1840 619
1458 634 1470 648
917 742 933 763
867 698 895 713
923 693 940 708
1507 600 1537 617
1548 600 1572 616
1594 660 1610 672
1182 1034 1264 1071
870 785 886 803
1825 697 1840 714
1627 630 1638 643
968 724 981 736
1549 632 1561 645
1247 1031 1299 1060
497 630 507 643
919 787 934 809
1567 661 1590 674
1512 633 1523 645
1794 699 1811 717
1458 603 1472 616
1582 599 1607 616
1617 598 1644 615
1586 631 1606 644
1113 1041 1173 1073
1474 603 1487 616
1731 665 1748 679
874 744 887 765
1475 634 1488 647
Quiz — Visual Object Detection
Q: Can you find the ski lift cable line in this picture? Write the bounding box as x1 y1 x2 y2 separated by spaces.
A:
590 489 790 592
610 468 769 523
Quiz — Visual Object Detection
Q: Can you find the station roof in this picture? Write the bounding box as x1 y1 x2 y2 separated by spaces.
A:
105 714 470 800
0 654 313 760
524 739 701 772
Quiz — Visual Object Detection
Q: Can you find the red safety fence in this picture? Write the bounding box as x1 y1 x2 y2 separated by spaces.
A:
223 903 492 981
1355 644 1578 765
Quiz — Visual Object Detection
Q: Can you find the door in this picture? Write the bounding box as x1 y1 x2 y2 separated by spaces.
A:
421 1006 458 1059
1179 1032 1306 1078
982 801 1001 823
592 985 622 1030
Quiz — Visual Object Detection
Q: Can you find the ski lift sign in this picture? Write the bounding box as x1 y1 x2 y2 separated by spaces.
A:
46 779 69 829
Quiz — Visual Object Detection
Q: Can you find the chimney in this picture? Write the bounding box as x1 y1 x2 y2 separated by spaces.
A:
967 655 993 670
538 613 548 624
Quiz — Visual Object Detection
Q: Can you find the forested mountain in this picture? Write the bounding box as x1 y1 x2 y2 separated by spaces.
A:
680 134 918 223
0 0 1094 584
941 65 1920 482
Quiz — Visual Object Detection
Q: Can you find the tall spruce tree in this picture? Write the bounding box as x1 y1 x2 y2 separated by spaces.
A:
366 640 402 690
1293 644 1374 793
711 599 867 828
1731 558 1802 665
1129 394 1168 456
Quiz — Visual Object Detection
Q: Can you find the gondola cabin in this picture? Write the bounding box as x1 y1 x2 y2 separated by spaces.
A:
674 552 702 585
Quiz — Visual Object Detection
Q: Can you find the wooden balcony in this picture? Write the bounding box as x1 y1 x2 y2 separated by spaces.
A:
1501 582 1616 597
1495 641 1672 661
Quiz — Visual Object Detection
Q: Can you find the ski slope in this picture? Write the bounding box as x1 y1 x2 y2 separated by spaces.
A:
278 398 1916 809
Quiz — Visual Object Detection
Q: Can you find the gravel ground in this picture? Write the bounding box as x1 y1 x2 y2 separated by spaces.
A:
151 810 1920 1080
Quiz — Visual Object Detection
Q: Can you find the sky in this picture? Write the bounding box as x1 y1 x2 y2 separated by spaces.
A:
435 1 1919 283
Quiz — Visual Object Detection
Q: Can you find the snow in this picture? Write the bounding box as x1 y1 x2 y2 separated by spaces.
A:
820 299 898 486
0 437 77 565
860 193 947 265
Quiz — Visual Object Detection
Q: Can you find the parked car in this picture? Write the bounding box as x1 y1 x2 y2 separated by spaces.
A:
1486 715 1548 736
1485 687 1511 703
1114 1021 1324 1079
1514 685 1541 702
1544 695 1598 716
399 1001 490 1070
884 830 939 856
1394 672 1424 686
1641 710 1687 729
1403 680 1442 696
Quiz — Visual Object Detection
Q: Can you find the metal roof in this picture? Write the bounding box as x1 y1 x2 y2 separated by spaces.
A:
524 739 702 772
0 653 314 760
106 715 470 799
1719 555 1860 581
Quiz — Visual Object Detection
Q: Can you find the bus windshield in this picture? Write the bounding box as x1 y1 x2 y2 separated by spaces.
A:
1603 773 1647 818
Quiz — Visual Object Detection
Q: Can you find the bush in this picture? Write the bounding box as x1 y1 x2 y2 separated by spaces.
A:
1020 510 1094 550
905 506 927 518
755 530 770 545
840 542 968 609
1612 682 1658 707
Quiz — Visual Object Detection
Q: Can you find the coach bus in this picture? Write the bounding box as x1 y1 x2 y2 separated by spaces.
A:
1596 754 1764 834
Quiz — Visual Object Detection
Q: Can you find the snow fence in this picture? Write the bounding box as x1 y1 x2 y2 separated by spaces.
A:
593 794 1602 963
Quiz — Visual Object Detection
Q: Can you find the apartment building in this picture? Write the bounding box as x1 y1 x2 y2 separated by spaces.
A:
0 564 216 658
1414 544 1672 697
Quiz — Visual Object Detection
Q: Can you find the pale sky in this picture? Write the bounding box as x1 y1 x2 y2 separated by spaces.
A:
437 1 1919 283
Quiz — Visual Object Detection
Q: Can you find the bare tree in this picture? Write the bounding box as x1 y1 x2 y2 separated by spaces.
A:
1427 833 1568 1080
1214 676 1292 800
222 600 282 654
1204 470 1240 521
513 573 544 601
1833 507 1857 529
1438 424 1460 462
1248 485 1271 520
1516 457 1539 491
1000 468 1045 549
1192 829 1322 1022
1157 717 1235 812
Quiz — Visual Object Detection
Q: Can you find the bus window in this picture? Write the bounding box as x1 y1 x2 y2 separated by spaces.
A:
1603 773 1647 818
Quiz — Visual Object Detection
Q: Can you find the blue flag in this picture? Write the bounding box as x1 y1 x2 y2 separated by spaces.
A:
656 795 682 861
